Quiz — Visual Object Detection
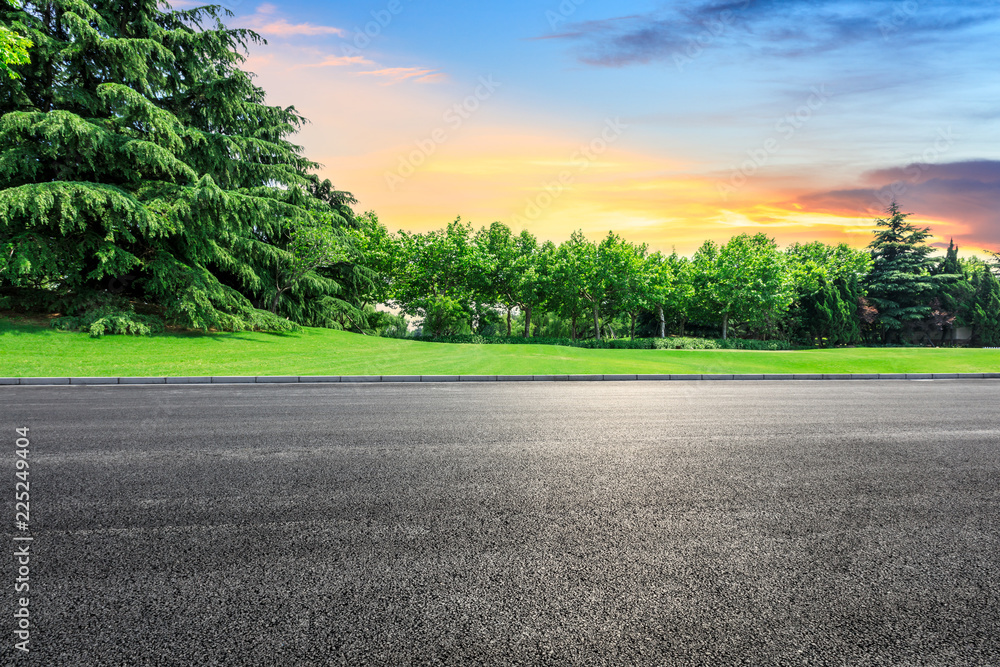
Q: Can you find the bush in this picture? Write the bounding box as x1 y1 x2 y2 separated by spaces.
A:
52 305 166 338
50 298 299 337
410 334 792 351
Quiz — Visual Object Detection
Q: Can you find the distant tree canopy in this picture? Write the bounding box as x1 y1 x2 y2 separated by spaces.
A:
362 202 998 347
0 0 389 335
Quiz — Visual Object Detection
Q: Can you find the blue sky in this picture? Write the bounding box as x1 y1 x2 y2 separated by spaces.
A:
207 0 1000 253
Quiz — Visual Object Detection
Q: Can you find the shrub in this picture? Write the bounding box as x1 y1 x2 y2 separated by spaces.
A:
410 334 792 351
52 305 166 338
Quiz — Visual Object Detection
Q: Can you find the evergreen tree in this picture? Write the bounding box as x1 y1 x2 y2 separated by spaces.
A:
0 0 350 333
970 266 1000 346
864 201 939 342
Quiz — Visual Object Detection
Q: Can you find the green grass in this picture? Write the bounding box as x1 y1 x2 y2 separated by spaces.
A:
2 318 998 377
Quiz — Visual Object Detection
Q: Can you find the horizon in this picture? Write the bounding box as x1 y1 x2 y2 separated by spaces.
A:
182 0 1000 256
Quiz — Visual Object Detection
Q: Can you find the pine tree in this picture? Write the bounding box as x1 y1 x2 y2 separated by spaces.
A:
970 266 1000 346
0 0 350 333
864 201 939 343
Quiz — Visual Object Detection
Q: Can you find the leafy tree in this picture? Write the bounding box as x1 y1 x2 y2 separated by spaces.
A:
785 242 870 345
317 210 401 334
471 222 518 334
422 293 469 336
646 252 672 338
0 0 349 332
660 251 695 336
597 232 650 339
511 231 547 337
393 218 474 330
864 201 942 342
549 235 590 340
472 223 546 337
692 234 790 339
556 231 607 339
0 0 31 79
799 277 861 347
928 239 975 345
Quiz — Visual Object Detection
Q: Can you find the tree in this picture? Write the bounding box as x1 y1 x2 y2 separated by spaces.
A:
602 233 651 340
0 0 349 333
472 222 518 335
692 234 790 339
969 264 1000 346
785 242 870 345
392 218 475 331
660 252 695 336
646 252 672 338
512 230 544 337
864 201 941 342
555 231 607 340
549 236 589 341
270 214 345 314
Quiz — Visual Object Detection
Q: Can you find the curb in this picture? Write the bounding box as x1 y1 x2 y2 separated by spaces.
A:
2 373 999 386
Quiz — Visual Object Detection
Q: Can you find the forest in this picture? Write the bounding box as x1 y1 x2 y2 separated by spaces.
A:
2 0 999 347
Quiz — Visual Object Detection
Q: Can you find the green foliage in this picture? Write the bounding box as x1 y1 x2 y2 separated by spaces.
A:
410 334 792 351
421 294 470 336
970 266 1000 346
0 0 31 79
271 213 346 313
0 0 354 334
51 299 164 337
864 201 943 341
392 218 475 330
692 233 791 339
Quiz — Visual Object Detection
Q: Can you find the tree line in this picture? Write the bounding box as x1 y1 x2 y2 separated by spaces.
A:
357 202 1000 347
1 1 998 346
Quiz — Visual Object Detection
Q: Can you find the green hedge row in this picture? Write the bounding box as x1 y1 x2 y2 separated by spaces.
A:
410 335 792 351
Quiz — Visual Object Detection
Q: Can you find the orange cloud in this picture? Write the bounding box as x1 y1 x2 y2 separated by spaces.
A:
241 4 345 38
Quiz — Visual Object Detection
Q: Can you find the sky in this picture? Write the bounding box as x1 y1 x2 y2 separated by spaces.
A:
186 0 1000 255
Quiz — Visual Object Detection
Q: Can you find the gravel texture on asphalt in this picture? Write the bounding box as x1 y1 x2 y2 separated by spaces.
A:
3 381 999 666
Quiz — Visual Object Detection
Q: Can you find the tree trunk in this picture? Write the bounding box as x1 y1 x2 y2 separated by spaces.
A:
571 316 577 341
657 305 666 338
593 305 601 341
506 307 511 336
523 304 532 338
722 312 729 340
679 318 686 337
270 287 286 314
630 312 636 340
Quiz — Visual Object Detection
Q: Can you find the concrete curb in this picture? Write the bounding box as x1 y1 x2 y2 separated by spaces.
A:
3 373 1000 386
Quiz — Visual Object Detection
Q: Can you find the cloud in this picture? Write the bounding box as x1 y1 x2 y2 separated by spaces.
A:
241 3 346 38
357 67 447 85
543 0 1000 68
298 54 377 69
792 160 1000 249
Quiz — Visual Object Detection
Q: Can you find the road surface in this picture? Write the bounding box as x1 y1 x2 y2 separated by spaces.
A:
3 381 999 665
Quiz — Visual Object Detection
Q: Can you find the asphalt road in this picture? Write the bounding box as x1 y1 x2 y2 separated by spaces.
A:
3 381 999 666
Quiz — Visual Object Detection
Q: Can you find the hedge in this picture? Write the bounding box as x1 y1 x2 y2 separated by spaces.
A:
410 335 792 351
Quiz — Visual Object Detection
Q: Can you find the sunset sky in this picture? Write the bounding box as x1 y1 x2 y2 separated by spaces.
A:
200 0 999 255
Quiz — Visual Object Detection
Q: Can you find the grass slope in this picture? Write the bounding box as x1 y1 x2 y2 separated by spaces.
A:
2 319 998 377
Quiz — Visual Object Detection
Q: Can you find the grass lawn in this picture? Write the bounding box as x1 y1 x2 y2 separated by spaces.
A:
2 318 999 377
